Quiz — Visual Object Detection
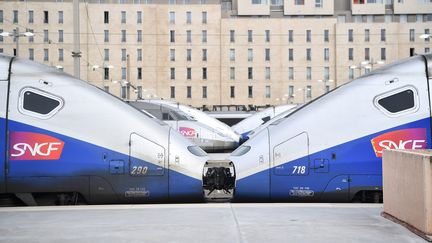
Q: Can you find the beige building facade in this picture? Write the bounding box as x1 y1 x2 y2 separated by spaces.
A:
0 0 431 108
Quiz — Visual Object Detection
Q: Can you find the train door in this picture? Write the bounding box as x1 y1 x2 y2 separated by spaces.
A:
127 133 168 202
0 63 9 193
271 132 311 201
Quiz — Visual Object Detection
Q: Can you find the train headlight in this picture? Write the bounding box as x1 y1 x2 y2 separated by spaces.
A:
231 145 251 156
187 146 207 157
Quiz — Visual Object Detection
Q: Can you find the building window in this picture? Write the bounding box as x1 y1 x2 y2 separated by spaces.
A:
104 68 109 80
306 48 311 61
349 67 354 80
170 68 175 80
104 49 109 61
137 49 142 61
288 30 293 42
187 30 192 43
58 30 64 43
170 49 175 61
295 0 304 5
44 49 49 61
248 49 253 61
306 67 312 80
121 67 127 80
187 49 192 61
380 29 386 42
44 11 49 24
29 48 34 60
289 67 294 80
137 11 142 24
424 29 430 43
121 11 126 24
324 67 329 80
230 86 235 98
104 11 109 24
425 47 430 53
265 67 271 80
252 0 263 4
170 30 175 43
306 30 311 42
202 11 207 24
58 11 63 24
121 30 126 42
29 10 34 23
306 85 312 98
202 67 207 80
409 29 415 42
186 11 192 24
28 29 34 43
187 86 192 98
13 10 18 23
230 49 235 61
121 49 127 61
202 30 207 43
202 49 207 61
265 86 271 98
324 29 329 42
169 11 175 24
230 67 235 80
365 48 370 60
381 48 386 60
248 30 253 43
187 68 192 80
230 30 235 43
0 49 3 53
137 86 143 99
58 49 64 61
0 10 3 23
265 48 270 61
170 86 175 98
137 30 142 42
248 67 253 80
289 48 294 61
365 29 370 42
202 86 207 98
315 0 322 7
137 67 142 80
348 29 353 42
265 30 270 42
104 30 109 42
248 86 253 98
324 48 329 61
348 48 353 61
288 85 294 97
44 30 49 43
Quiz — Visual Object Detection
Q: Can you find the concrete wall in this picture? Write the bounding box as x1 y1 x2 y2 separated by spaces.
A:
383 149 432 236
394 0 432 14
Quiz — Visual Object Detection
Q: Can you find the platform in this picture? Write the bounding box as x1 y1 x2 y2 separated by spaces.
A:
0 203 425 243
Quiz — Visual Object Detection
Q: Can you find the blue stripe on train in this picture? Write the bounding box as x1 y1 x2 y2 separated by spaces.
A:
2 118 203 202
235 117 431 202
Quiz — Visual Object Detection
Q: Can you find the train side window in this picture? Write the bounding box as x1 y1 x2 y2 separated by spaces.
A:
19 88 64 119
374 87 418 116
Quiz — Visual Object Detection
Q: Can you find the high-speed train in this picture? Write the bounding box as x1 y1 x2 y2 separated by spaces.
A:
128 101 238 152
231 104 297 139
144 99 241 144
224 54 432 203
0 55 228 206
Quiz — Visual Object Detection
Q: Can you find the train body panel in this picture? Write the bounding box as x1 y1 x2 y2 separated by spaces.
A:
230 54 432 202
0 56 10 194
0 55 207 204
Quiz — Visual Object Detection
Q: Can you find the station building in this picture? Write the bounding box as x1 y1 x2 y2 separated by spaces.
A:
0 0 431 108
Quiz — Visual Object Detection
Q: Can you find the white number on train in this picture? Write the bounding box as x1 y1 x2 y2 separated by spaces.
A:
292 166 306 174
131 166 148 175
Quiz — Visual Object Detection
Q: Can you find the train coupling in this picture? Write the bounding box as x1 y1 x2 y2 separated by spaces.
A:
203 160 236 202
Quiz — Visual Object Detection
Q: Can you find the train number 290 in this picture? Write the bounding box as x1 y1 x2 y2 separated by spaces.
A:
292 166 306 174
131 166 148 175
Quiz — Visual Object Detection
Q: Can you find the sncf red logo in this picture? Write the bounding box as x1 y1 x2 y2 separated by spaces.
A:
9 132 65 160
179 127 197 138
371 128 427 157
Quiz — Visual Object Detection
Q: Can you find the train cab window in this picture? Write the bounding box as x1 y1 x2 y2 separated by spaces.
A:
19 88 63 119
375 87 418 116
162 112 174 120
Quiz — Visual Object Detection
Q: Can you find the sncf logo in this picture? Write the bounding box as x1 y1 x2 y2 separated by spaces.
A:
9 132 65 160
371 128 427 157
179 127 197 138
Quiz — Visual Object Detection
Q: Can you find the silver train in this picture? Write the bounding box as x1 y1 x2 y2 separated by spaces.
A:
128 100 238 152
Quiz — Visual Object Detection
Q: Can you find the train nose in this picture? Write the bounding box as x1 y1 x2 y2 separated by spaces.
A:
202 160 236 201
